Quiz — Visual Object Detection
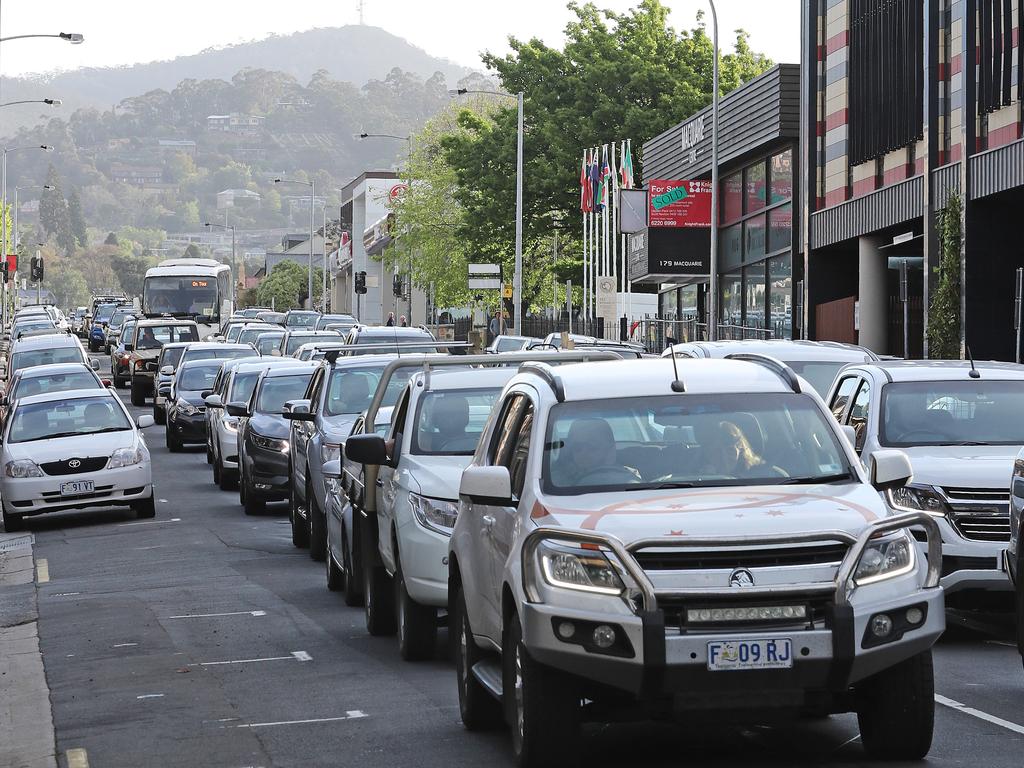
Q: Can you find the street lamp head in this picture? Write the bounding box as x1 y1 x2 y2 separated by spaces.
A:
358 133 369 138
43 99 61 106
59 33 84 44
273 178 282 183
42 185 54 190
203 222 211 227
41 145 54 151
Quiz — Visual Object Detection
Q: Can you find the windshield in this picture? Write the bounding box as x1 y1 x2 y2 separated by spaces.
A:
159 347 186 369
256 334 284 355
12 371 100 400
238 327 276 345
178 365 221 391
785 361 849 397
542 393 851 495
137 324 198 350
13 321 54 336
94 304 118 323
285 333 338 355
11 346 85 374
183 348 254 366
286 312 319 328
120 322 137 343
8 396 131 443
256 372 314 413
412 388 501 455
325 367 412 416
880 380 1024 446
495 337 526 352
317 315 355 330
225 325 245 342
144 275 219 319
229 371 261 404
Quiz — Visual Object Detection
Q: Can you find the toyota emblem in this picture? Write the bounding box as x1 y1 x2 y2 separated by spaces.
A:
729 568 755 588
68 459 81 469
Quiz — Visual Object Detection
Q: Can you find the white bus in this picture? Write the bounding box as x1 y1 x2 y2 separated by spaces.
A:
142 258 233 339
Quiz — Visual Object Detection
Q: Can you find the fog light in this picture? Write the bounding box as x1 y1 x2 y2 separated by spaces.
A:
905 607 924 625
870 613 893 638
255 483 272 491
592 625 616 649
556 621 575 640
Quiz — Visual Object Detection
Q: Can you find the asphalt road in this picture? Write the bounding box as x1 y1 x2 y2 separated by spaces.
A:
20 352 1024 767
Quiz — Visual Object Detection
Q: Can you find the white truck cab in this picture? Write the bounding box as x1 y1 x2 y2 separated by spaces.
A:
450 356 943 765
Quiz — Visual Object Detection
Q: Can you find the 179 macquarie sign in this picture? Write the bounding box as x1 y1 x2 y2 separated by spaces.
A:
628 227 711 282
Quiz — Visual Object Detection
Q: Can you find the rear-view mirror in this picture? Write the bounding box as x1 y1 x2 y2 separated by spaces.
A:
137 415 155 429
870 450 913 492
204 394 223 409
344 433 389 465
460 465 513 506
225 402 249 418
160 365 174 376
90 359 100 371
322 459 341 478
841 425 857 448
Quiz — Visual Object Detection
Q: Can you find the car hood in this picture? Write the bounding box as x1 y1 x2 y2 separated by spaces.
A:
900 445 1019 489
534 483 887 543
5 430 137 463
321 414 359 442
249 413 289 439
404 455 473 499
175 390 208 407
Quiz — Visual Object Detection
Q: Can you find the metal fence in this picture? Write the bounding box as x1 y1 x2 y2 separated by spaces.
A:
636 316 773 354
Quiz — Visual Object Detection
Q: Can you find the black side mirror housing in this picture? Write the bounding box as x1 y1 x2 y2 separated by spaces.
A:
345 433 389 465
225 402 250 418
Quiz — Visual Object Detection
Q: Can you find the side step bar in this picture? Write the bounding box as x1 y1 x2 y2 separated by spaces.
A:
471 660 503 699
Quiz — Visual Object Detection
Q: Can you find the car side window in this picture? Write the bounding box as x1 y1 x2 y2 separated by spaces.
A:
307 369 325 413
491 394 527 466
849 379 872 451
388 388 411 444
507 405 535 500
830 376 859 422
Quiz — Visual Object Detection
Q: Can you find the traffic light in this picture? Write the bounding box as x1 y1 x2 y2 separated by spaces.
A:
1 261 8 284
29 256 44 282
354 271 367 295
392 274 403 297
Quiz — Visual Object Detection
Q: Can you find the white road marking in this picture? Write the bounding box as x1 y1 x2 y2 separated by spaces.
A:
51 592 80 597
158 498 169 503
136 694 165 699
36 558 49 583
936 694 1024 735
66 748 90 768
166 610 266 619
197 651 310 666
112 643 138 648
985 640 1016 648
235 711 366 729
118 517 181 527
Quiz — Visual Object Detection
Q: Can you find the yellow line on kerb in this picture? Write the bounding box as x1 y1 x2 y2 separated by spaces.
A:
36 558 49 583
66 748 89 768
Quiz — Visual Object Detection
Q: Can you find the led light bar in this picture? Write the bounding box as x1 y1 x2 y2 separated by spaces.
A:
686 605 808 623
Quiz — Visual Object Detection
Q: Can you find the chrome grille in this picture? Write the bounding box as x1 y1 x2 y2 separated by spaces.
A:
633 542 848 571
942 486 1011 542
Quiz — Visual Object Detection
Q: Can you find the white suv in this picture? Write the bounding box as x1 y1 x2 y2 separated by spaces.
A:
826 360 1024 602
450 356 943 765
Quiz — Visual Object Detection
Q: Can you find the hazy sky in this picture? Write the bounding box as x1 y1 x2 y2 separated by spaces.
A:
0 0 800 78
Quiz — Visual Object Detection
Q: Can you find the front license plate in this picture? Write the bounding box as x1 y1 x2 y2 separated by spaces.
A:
60 480 94 496
707 638 793 671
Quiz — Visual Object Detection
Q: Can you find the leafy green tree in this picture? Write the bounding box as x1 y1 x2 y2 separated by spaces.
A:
47 261 91 308
39 166 71 244
255 260 323 310
110 251 155 297
183 243 202 259
68 188 88 248
104 232 119 245
182 200 201 228
927 193 962 359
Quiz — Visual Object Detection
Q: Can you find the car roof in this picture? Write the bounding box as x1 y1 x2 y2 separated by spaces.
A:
159 342 192 350
11 334 81 351
327 353 399 369
137 318 197 327
665 339 878 362
516 357 800 400
285 329 340 337
178 358 226 370
261 362 318 378
16 388 120 407
185 342 252 351
234 359 308 375
411 366 517 391
15 362 96 379
861 360 1024 382
354 326 433 337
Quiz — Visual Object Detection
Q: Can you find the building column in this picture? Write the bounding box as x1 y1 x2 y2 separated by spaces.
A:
857 235 888 354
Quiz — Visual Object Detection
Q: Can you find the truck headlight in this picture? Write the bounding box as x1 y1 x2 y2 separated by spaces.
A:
409 493 458 535
855 532 916 585
321 443 342 464
5 459 43 478
887 484 946 516
537 540 625 596
109 446 144 468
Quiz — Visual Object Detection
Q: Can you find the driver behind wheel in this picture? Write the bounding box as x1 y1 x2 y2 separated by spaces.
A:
550 417 639 487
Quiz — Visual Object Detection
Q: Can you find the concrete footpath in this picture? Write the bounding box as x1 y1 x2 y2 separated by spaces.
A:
0 532 57 768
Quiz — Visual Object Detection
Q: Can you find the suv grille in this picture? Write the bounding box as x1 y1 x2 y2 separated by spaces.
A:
660 595 832 633
633 542 848 571
40 457 108 475
942 487 1010 542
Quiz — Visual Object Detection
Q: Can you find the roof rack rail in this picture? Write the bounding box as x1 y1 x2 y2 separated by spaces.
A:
724 353 801 393
518 361 565 402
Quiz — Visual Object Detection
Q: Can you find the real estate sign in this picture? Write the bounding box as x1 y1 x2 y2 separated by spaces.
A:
648 179 712 228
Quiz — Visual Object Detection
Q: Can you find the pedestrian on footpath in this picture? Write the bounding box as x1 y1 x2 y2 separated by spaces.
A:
386 312 395 327
399 315 408 327
488 311 500 343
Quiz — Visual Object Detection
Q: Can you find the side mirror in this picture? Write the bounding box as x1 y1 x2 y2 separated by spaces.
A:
225 402 250 418
322 459 341 478
160 365 175 376
284 399 310 414
136 415 155 429
460 465 513 505
124 344 133 352
90 359 100 371
204 393 223 408
841 425 857 448
344 433 389 465
101 379 113 388
869 449 913 492
158 385 172 398
201 389 213 399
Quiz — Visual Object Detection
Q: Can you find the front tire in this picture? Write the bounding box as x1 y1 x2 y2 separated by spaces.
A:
2 510 24 532
1015 548 1024 662
290 482 309 547
363 543 396 636
326 544 344 592
242 480 265 516
130 378 147 406
396 563 437 661
454 586 502 730
165 425 182 453
308 478 326 562
133 495 156 519
341 528 362 607
856 649 934 760
153 403 165 426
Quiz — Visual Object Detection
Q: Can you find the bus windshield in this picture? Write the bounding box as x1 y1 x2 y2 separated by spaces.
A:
144 276 219 319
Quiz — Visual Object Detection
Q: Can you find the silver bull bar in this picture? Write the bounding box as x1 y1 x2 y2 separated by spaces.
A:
522 511 942 612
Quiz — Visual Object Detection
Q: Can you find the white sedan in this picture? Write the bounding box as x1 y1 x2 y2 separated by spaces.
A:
1 389 155 531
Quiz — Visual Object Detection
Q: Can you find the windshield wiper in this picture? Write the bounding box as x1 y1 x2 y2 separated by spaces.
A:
953 440 990 446
648 481 698 489
777 473 852 485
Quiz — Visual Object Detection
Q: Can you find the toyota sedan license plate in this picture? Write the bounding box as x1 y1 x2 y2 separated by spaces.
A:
60 480 94 496
707 638 793 671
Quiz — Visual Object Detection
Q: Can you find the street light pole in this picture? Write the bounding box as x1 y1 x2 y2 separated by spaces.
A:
2 145 53 326
707 0 721 341
0 32 84 44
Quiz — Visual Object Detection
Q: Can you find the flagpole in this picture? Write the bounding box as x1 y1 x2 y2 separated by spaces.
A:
611 140 618 311
626 139 633 325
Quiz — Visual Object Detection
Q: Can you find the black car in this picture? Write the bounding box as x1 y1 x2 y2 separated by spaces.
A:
165 359 222 452
231 363 316 515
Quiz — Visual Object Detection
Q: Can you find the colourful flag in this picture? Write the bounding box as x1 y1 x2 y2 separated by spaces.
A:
590 148 602 211
620 139 635 189
598 145 612 209
579 152 590 212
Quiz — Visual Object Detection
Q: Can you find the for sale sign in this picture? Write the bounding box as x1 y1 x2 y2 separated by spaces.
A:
648 179 712 228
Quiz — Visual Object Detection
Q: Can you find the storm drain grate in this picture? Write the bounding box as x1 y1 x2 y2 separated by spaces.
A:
0 534 33 552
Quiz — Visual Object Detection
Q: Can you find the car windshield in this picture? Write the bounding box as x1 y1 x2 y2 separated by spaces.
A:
317 315 354 330
238 327 276 345
184 348 254 365
159 347 186 369
256 372 314 413
178 365 221 391
229 371 261 404
13 321 53 336
12 371 99 400
11 347 85 374
880 380 1024 446
412 388 501 455
94 305 117 323
255 334 284 354
494 337 526 352
138 325 198 350
285 333 337 355
225 325 245 341
286 312 319 328
542 393 851 495
8 396 131 443
325 367 412 416
109 312 132 329
784 361 850 397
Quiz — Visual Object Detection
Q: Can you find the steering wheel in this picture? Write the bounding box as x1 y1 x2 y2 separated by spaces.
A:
575 466 640 485
897 429 946 441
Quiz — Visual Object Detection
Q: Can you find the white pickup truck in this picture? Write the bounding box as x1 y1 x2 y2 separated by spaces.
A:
449 355 944 765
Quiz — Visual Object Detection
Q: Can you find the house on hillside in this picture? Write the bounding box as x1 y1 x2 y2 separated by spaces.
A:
157 139 197 157
216 188 262 210
206 114 265 135
264 234 326 276
109 163 164 186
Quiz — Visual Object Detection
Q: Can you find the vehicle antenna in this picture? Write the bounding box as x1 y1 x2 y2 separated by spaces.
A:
967 347 980 379
666 342 685 393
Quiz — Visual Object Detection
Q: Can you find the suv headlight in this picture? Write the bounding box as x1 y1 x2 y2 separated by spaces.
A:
537 540 625 595
887 484 946 515
5 459 43 478
109 446 144 468
321 443 342 464
854 532 916 585
409 493 458 535
223 416 239 433
252 433 289 452
178 402 199 416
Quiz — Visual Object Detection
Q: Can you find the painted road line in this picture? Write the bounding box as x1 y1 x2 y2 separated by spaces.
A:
50 592 80 597
66 748 90 768
112 643 138 648
197 650 311 666
166 610 266 619
137 694 165 700
936 694 1024 735
118 518 181 527
35 558 49 583
236 711 367 729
